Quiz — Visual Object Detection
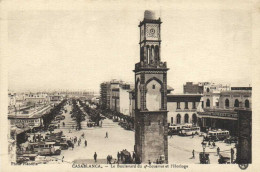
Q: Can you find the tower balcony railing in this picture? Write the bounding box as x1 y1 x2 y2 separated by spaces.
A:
135 61 167 70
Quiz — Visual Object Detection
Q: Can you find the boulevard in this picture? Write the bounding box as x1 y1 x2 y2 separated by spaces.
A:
46 100 236 164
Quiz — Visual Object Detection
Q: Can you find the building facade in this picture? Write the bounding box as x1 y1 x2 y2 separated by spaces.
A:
100 80 132 115
24 93 49 105
129 89 135 118
167 94 202 126
183 82 205 94
100 82 111 109
183 82 230 94
198 87 252 135
134 10 168 164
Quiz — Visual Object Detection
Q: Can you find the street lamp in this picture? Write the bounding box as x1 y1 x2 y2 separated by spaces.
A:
201 142 206 155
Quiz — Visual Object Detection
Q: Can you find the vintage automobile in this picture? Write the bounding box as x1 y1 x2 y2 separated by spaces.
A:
113 118 119 122
218 153 231 164
157 155 166 164
28 141 61 156
224 136 238 144
35 155 48 164
16 156 30 164
87 122 96 127
55 115 65 121
199 152 210 164
48 125 55 132
60 142 69 150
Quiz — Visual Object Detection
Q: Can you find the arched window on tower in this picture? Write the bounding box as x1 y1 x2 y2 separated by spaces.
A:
136 79 141 109
155 45 159 62
177 114 181 124
140 46 144 62
225 99 229 108
234 99 239 107
147 45 150 64
184 114 189 123
245 99 250 108
150 45 154 64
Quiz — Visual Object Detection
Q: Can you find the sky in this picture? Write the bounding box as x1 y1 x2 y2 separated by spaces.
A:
7 1 253 93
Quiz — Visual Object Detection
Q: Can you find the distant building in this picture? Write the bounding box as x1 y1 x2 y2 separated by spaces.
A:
167 94 202 126
204 83 230 93
100 80 133 115
129 89 135 118
183 82 230 94
24 93 49 105
198 87 252 135
64 90 95 99
8 93 16 107
183 82 205 94
110 80 132 115
49 93 63 105
100 82 111 109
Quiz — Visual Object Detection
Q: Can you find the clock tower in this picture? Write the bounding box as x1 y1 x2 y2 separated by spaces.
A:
134 10 168 164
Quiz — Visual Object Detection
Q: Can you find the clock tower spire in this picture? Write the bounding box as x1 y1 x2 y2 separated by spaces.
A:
134 10 168 164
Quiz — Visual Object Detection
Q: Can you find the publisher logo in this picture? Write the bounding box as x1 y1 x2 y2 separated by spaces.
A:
238 164 248 170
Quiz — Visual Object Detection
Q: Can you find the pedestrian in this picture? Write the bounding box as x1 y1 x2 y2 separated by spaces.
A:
85 140 87 147
107 155 109 164
117 152 120 160
148 160 151 165
72 143 74 150
192 149 195 158
231 148 234 163
192 133 194 138
101 121 103 127
94 152 97 162
208 140 211 146
212 141 216 147
62 156 64 162
217 147 220 155
105 132 108 138
110 155 113 163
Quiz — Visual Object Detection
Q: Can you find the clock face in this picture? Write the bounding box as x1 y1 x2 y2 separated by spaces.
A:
146 24 159 40
150 28 155 34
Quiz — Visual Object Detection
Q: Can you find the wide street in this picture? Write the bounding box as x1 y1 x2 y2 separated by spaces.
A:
53 103 134 164
51 102 236 164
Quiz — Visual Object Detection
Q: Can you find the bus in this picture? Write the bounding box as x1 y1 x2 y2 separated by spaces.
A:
179 127 200 136
206 129 230 141
168 123 194 136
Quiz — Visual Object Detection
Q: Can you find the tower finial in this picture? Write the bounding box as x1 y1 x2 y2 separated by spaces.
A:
144 10 157 20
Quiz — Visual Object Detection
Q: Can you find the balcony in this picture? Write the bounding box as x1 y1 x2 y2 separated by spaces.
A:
135 61 167 71
175 109 197 112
